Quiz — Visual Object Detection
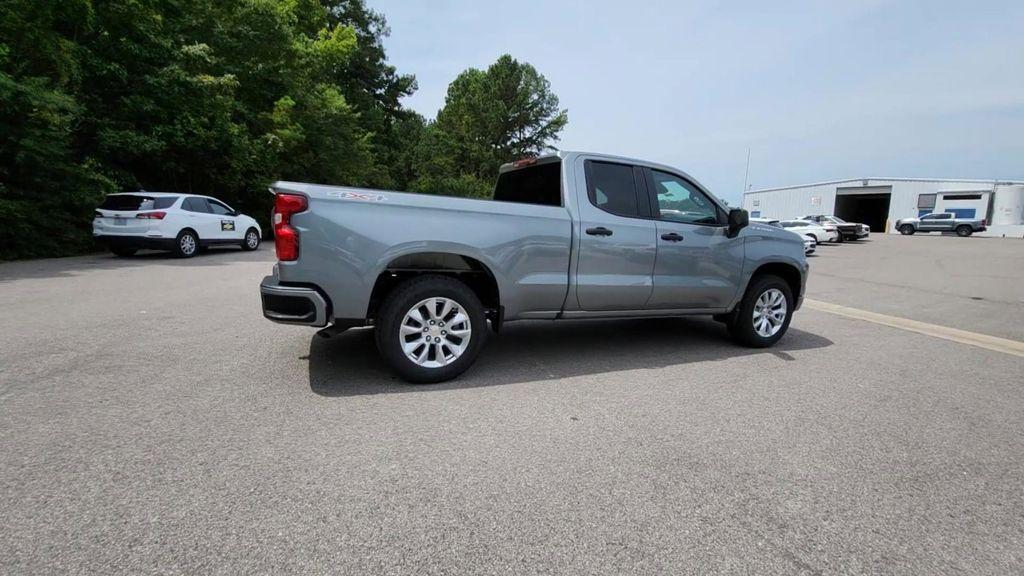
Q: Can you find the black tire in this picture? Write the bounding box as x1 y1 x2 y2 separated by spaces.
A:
834 233 844 243
110 247 137 257
956 225 973 237
241 227 261 251
375 275 488 383
173 229 199 258
728 274 794 348
899 224 915 235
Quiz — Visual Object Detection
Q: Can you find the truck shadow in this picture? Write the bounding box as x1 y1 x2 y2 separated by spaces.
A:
308 317 834 397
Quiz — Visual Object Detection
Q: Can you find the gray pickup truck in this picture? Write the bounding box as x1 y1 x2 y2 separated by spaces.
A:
895 212 987 236
260 152 808 382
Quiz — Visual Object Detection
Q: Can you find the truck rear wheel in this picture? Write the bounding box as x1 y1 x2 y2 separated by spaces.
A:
899 224 915 235
728 275 794 348
956 225 973 237
375 275 488 383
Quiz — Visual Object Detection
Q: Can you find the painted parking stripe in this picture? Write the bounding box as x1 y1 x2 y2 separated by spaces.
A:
804 299 1024 358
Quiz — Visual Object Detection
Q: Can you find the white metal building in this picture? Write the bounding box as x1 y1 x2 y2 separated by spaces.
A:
742 178 1024 236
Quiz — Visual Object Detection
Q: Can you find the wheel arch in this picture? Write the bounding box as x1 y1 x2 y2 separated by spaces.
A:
748 261 803 304
367 251 502 325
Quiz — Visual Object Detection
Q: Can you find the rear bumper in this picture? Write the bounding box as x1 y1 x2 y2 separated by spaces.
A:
839 229 869 239
260 273 330 327
95 234 176 251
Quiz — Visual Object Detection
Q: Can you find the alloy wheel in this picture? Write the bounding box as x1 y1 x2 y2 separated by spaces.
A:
752 288 787 338
399 297 472 368
180 233 197 255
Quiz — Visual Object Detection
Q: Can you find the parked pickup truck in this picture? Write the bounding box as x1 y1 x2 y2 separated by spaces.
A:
895 213 987 236
260 152 809 382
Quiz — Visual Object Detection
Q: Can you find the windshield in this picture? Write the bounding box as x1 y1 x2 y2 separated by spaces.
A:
828 216 847 223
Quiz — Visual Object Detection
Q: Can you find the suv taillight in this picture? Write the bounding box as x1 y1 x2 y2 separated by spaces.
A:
273 193 308 261
136 211 166 219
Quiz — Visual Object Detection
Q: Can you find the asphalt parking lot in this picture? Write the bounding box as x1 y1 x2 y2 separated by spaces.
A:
1 234 1023 575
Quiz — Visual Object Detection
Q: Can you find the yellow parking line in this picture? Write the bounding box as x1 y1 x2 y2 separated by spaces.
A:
804 298 1024 358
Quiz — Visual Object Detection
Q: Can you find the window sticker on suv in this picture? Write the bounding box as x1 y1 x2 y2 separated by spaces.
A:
221 220 235 231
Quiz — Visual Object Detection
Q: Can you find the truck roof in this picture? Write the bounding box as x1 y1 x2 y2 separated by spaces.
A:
500 151 701 178
498 150 726 211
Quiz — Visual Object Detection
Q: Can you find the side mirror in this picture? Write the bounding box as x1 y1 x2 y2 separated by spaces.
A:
727 208 749 237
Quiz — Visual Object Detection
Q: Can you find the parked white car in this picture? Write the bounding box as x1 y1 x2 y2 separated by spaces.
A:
802 235 816 255
778 220 839 243
752 218 816 255
93 192 262 257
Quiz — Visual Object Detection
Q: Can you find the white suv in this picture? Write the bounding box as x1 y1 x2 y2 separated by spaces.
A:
93 192 262 258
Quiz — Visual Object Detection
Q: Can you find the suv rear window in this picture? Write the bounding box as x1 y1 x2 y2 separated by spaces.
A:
100 195 178 211
493 161 562 207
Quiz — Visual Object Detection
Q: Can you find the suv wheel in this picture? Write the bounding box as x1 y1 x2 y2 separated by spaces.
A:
241 228 260 251
375 275 488 383
956 225 973 237
729 275 794 348
899 224 915 235
173 229 199 258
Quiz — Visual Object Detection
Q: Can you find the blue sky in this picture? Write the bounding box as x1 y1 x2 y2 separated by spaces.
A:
371 0 1023 204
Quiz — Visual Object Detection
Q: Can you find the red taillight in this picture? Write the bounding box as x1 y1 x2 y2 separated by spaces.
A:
273 193 307 261
513 157 537 168
136 211 166 219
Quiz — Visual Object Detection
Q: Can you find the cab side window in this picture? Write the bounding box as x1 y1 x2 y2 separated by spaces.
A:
649 170 720 225
586 161 642 218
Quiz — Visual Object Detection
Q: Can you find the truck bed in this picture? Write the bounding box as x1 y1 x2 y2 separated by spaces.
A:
271 182 574 322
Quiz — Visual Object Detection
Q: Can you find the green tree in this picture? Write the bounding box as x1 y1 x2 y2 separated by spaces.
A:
0 0 418 259
0 1 116 258
412 54 568 197
0 4 568 260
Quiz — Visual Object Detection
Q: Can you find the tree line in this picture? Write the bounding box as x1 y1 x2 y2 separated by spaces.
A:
0 0 568 259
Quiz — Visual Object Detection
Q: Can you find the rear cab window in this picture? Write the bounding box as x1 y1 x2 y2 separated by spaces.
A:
493 160 562 207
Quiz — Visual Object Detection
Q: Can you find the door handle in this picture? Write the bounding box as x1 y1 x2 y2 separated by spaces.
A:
660 232 684 242
586 227 613 236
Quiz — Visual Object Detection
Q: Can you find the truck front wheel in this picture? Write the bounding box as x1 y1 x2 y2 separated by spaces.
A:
899 224 915 235
375 275 488 383
728 275 794 348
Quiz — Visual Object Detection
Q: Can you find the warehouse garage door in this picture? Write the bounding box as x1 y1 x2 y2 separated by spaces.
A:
835 186 892 232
